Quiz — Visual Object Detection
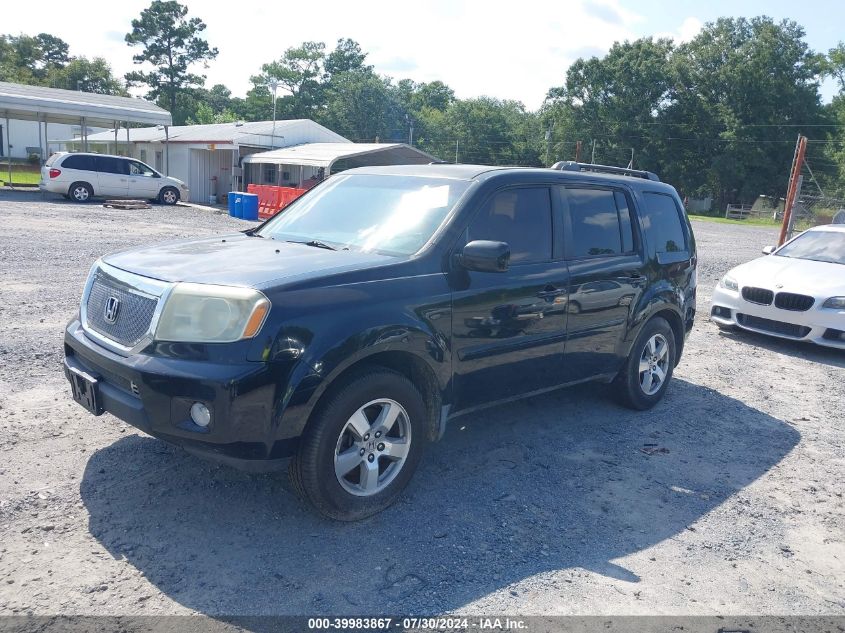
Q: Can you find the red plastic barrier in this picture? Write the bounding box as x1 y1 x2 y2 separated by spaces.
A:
248 184 308 219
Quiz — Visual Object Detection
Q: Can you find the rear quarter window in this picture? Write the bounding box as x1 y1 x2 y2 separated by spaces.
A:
641 192 687 253
61 154 96 171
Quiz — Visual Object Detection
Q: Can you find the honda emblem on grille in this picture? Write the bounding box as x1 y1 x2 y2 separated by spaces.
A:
104 296 121 324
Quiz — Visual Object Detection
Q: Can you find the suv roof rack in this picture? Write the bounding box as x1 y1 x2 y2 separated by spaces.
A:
550 161 660 182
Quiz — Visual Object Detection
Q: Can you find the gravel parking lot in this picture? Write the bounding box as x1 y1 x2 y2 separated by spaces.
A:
0 189 843 617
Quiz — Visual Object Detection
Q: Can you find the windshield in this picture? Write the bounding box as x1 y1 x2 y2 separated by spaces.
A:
256 174 470 255
776 230 845 265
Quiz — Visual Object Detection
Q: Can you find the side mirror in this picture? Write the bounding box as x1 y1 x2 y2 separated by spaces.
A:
762 245 776 255
458 240 510 273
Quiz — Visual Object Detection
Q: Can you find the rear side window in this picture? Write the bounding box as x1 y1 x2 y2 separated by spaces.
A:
61 154 95 171
565 188 634 258
642 193 686 253
468 187 552 264
95 156 128 175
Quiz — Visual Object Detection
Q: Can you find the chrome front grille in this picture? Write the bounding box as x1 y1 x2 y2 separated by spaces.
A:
84 269 159 348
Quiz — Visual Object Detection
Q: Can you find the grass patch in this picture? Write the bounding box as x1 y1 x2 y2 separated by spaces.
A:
688 214 780 227
0 162 41 186
0 171 41 185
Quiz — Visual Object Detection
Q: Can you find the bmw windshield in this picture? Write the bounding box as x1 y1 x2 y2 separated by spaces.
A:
256 174 471 255
776 230 845 265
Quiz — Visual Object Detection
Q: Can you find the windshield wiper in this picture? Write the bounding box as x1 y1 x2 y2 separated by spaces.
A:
287 239 337 251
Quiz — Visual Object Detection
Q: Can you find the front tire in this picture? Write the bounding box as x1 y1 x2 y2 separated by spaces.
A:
159 187 179 205
68 182 93 203
289 368 427 521
612 317 676 410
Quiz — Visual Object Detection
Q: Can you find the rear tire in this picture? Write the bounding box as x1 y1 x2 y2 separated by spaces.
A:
612 317 676 410
68 182 93 203
289 368 427 521
159 187 179 205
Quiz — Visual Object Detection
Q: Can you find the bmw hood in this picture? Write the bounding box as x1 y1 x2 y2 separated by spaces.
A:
102 233 399 288
729 255 845 296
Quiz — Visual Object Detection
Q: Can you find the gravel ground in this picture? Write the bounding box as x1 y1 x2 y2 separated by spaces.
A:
0 189 843 616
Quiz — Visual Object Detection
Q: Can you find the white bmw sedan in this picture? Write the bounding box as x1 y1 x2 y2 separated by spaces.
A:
710 224 845 349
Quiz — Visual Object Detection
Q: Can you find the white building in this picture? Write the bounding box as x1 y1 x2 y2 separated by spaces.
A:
63 119 349 203
1 120 105 159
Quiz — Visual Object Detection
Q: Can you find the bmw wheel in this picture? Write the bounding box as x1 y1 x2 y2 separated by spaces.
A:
289 368 426 521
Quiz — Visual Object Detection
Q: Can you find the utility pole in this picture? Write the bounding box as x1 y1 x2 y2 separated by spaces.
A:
627 148 634 170
590 139 597 164
575 140 582 162
778 134 808 246
544 124 553 166
267 80 280 149
406 114 414 146
455 139 459 164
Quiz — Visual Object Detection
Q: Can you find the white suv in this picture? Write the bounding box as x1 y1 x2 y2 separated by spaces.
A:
40 152 190 204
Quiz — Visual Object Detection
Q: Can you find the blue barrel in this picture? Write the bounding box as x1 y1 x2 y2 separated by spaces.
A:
241 193 259 221
227 192 243 218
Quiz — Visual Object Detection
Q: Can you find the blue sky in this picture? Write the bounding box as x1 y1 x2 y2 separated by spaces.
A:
6 0 844 108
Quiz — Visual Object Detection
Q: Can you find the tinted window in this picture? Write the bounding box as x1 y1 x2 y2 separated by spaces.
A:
566 188 624 258
62 154 95 171
95 156 128 175
468 188 552 264
642 193 686 253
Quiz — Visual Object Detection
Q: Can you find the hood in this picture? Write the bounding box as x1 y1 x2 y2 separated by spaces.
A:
731 255 845 296
103 233 400 288
164 175 187 188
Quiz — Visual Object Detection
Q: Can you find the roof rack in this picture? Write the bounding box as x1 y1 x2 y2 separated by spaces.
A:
550 161 660 182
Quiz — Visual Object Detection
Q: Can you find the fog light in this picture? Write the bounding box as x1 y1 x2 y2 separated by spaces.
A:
190 402 211 427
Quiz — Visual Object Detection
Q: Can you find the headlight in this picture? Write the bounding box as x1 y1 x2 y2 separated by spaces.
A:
180 183 189 190
155 283 270 343
822 296 845 309
720 275 739 291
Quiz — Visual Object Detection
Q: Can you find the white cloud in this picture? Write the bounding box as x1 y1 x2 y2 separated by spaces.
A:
656 16 703 44
4 0 645 110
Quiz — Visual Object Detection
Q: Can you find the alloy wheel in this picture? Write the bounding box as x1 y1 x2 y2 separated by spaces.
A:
638 333 670 396
333 398 412 497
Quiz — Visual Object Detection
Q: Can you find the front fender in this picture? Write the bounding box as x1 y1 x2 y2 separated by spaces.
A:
273 325 450 443
255 274 453 446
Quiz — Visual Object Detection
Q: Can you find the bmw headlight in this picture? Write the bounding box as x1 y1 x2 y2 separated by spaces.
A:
720 274 739 291
155 283 270 343
822 296 845 309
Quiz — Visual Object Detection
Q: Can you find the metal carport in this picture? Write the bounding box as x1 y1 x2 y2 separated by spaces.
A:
0 81 172 182
241 142 437 186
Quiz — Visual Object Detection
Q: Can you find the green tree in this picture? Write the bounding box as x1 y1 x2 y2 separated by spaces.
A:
323 72 405 141
324 38 371 78
187 101 237 124
253 41 325 118
47 57 126 94
125 0 218 121
0 33 71 83
666 17 825 205
545 37 674 170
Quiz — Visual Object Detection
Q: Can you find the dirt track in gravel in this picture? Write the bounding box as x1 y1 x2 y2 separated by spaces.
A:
0 189 842 616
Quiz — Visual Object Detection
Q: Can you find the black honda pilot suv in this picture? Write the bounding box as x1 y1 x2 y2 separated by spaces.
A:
64 162 696 520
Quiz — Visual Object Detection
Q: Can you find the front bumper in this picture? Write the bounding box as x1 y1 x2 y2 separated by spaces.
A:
64 319 298 468
710 285 845 349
